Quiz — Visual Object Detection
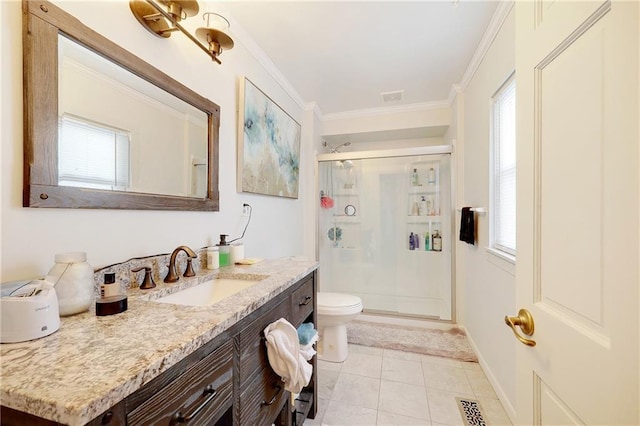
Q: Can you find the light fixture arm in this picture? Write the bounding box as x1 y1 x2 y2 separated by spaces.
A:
132 0 224 64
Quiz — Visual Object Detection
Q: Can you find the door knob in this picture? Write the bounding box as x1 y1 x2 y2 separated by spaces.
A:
504 308 536 347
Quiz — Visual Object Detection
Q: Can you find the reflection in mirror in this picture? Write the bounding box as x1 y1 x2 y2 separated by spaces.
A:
23 0 219 210
58 35 208 198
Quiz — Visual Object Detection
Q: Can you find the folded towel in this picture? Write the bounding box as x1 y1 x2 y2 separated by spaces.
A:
264 318 312 394
459 207 475 245
297 322 316 345
299 332 318 361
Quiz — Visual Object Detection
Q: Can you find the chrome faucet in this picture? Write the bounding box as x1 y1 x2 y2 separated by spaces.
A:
164 245 198 283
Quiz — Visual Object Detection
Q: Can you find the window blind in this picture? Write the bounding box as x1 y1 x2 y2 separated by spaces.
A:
492 77 516 255
58 115 130 191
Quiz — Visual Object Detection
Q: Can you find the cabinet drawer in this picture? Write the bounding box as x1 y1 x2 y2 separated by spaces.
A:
238 366 290 426
127 340 233 426
238 296 290 385
290 276 314 327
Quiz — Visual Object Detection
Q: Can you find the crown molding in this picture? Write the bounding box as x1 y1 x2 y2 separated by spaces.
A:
322 99 450 122
228 16 306 111
458 0 515 93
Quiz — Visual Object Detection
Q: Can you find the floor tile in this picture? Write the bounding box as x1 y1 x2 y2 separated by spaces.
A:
341 351 383 379
478 397 511 426
318 359 343 372
318 369 339 400
423 363 473 395
330 372 381 410
322 400 379 425
381 357 425 387
303 397 329 426
421 354 464 369
378 380 430 420
377 410 431 425
464 369 498 399
349 343 384 356
383 348 422 362
426 389 472 426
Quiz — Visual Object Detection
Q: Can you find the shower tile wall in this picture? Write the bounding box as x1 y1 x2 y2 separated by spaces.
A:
318 154 452 320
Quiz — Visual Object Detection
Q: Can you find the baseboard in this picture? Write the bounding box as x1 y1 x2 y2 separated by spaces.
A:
459 325 517 423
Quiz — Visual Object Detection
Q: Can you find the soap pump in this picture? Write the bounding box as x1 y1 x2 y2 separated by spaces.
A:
217 234 230 267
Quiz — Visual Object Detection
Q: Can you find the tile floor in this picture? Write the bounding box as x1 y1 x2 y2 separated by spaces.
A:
304 344 511 426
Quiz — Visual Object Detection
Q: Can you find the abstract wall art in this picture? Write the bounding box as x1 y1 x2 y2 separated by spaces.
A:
237 77 301 198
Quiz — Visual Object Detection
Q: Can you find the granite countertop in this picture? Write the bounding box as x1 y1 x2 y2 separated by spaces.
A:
0 257 318 425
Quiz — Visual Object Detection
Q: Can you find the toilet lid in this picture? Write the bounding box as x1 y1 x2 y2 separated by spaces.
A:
317 292 362 308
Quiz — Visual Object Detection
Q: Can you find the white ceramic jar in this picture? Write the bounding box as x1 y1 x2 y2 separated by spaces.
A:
46 252 95 316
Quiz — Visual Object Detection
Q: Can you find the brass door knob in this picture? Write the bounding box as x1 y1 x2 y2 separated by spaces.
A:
504 308 536 347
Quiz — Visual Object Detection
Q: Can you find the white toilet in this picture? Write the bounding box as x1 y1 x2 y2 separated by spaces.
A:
317 292 363 363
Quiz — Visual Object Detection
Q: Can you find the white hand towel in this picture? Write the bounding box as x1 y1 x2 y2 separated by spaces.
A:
264 318 312 393
299 331 318 361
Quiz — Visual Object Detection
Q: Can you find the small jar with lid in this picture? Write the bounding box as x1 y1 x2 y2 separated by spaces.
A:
46 252 95 316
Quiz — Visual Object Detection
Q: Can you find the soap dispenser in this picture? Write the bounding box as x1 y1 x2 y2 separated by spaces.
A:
217 234 230 267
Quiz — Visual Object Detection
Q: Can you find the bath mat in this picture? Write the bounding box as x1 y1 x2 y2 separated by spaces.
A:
456 398 489 426
346 320 478 362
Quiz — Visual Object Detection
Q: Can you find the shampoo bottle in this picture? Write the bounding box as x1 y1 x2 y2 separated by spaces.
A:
409 232 415 250
425 232 430 251
432 230 442 252
411 169 418 186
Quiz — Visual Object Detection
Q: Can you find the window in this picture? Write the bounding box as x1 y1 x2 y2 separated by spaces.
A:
490 74 516 258
58 115 130 191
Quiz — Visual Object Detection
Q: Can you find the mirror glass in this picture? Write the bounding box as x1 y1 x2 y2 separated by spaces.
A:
58 35 208 198
23 0 219 210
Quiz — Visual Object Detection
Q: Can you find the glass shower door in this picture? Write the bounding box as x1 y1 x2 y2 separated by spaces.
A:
318 153 452 321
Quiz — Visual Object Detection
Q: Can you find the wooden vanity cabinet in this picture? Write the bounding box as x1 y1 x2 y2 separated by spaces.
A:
0 271 317 426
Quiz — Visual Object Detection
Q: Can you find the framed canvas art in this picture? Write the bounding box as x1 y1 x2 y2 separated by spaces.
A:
237 77 301 198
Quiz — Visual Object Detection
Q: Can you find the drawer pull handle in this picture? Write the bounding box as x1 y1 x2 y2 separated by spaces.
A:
261 385 282 406
299 296 312 306
170 384 217 424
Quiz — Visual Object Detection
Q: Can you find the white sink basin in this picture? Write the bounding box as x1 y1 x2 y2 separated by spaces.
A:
154 278 260 307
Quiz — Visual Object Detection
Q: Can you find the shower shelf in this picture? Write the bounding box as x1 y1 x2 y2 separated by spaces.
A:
408 185 438 194
407 215 441 223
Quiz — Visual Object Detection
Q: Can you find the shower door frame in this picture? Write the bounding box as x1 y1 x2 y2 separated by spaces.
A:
315 145 457 324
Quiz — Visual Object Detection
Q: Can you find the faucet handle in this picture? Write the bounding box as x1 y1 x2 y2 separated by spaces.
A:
184 258 196 278
132 266 156 290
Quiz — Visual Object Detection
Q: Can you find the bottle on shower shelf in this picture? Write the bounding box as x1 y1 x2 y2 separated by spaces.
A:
409 232 415 250
411 168 419 186
432 230 442 252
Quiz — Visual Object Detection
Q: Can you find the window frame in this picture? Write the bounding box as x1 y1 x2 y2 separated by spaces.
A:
489 72 517 262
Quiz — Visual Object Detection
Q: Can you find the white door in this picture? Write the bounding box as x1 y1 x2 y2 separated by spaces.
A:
514 1 639 424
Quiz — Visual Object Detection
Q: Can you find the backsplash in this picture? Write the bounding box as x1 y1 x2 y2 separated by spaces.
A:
92 248 207 295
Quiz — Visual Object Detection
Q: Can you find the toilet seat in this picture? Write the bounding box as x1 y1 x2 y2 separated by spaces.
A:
317 292 362 316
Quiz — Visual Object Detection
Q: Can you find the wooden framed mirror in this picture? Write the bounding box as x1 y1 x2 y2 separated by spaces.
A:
22 0 220 210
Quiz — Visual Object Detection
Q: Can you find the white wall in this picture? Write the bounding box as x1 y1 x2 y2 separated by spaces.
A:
459 7 517 418
0 0 313 281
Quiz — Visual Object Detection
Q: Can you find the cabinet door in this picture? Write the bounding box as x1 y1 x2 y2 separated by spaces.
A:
238 365 290 426
127 340 233 425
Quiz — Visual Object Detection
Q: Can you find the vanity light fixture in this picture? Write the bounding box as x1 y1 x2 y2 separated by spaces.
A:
129 0 234 64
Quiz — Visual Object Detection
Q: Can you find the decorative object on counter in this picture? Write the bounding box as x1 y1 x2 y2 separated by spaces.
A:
234 258 262 265
131 266 156 290
217 235 230 267
130 0 234 64
206 246 219 270
46 252 94 316
0 279 60 343
263 318 313 393
230 243 245 265
96 294 128 316
327 226 342 247
320 190 334 209
100 273 120 297
238 77 301 199
459 206 476 245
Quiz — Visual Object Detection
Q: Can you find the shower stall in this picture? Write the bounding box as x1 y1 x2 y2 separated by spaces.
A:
317 146 453 321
